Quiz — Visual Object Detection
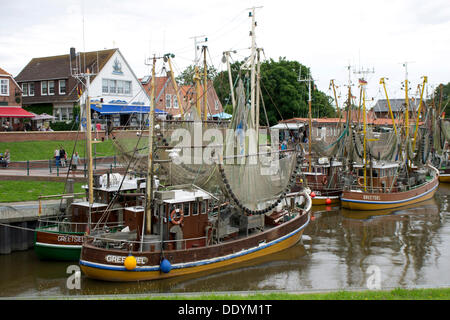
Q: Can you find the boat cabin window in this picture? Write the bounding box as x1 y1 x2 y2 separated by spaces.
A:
183 202 190 217
192 202 199 216
200 200 208 214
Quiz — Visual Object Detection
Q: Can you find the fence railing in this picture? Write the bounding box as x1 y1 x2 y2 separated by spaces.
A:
1 156 120 177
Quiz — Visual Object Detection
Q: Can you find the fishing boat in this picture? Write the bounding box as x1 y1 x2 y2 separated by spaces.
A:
79 8 312 281
341 161 438 210
341 73 439 211
293 156 343 205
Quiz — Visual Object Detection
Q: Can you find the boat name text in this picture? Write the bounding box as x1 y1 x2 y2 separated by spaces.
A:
362 195 381 201
105 255 148 265
57 235 84 243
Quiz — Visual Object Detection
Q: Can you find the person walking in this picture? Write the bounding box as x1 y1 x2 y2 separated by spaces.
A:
54 148 60 167
72 152 80 177
1 149 10 167
59 146 66 168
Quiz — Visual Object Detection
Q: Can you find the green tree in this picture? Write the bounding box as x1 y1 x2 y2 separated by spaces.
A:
432 82 450 117
176 64 218 86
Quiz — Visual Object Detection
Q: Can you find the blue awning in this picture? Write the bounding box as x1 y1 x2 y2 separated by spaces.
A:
90 103 167 115
210 111 232 119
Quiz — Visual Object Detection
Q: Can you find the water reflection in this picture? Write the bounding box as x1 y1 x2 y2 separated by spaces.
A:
1 186 450 297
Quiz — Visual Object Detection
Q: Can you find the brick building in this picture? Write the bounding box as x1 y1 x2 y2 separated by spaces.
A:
0 67 33 131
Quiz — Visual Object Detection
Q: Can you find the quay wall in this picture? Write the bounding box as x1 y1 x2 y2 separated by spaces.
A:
0 201 61 255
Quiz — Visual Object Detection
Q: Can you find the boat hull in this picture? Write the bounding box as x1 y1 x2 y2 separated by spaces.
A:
438 168 450 182
311 195 340 205
341 172 439 211
34 229 84 261
80 212 309 282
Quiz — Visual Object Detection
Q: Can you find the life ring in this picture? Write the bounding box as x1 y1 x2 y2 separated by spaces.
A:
170 209 184 225
357 177 364 186
322 176 327 185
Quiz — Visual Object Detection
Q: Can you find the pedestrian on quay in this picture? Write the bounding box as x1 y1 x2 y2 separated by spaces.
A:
54 148 60 167
0 149 10 167
59 146 66 167
72 152 80 177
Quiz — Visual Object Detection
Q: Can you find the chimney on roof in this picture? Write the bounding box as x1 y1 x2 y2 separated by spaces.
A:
70 47 76 60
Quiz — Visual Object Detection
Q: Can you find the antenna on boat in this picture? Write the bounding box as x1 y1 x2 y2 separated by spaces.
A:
298 70 314 172
190 35 207 66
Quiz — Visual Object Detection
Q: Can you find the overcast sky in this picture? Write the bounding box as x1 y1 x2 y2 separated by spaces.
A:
1 0 449 108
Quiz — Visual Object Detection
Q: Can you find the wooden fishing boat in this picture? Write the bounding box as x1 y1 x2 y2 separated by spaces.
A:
341 162 439 211
293 157 343 205
79 186 311 281
34 174 146 261
439 168 450 182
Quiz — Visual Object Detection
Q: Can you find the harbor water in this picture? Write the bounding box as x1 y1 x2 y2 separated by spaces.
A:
1 184 450 297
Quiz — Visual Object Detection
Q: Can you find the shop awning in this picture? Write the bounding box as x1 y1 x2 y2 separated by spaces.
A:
0 107 34 118
90 103 167 115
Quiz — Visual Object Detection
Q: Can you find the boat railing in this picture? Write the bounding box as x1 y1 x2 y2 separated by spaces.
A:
345 176 436 193
85 232 209 252
37 215 123 234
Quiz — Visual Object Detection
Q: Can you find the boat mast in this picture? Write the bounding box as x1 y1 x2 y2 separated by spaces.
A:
84 72 94 206
223 51 236 111
298 70 313 172
166 54 184 118
256 48 262 139
361 81 367 192
330 79 341 124
403 62 410 149
249 7 258 129
412 76 428 151
380 78 398 136
145 55 156 235
203 45 208 122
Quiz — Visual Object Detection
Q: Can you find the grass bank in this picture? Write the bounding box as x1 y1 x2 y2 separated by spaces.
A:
0 180 85 202
131 288 450 300
0 140 116 161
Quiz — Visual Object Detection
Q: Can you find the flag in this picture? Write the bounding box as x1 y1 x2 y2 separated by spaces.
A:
77 84 83 98
359 79 368 85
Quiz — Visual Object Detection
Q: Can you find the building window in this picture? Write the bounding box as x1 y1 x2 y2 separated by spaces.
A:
59 80 66 95
41 81 48 95
29 83 35 96
117 80 124 94
102 79 108 93
215 100 219 110
165 94 172 108
22 83 28 96
0 79 9 96
173 96 179 109
109 80 116 94
124 81 131 95
48 80 55 95
102 79 132 95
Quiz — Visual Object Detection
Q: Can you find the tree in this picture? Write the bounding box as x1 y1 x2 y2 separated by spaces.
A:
176 64 218 86
213 57 335 126
432 82 450 117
